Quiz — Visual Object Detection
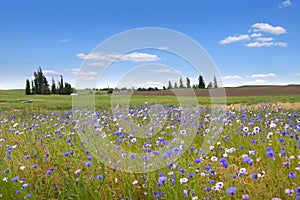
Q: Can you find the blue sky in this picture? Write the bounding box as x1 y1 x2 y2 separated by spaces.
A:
0 0 299 89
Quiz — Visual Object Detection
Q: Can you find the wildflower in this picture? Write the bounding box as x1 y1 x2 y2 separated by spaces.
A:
11 176 19 182
211 156 218 162
179 178 188 184
97 174 103 179
74 169 81 174
85 161 92 167
16 190 21 194
194 158 202 163
289 172 296 179
32 164 38 169
212 186 219 192
20 166 26 170
183 189 189 197
266 150 275 158
242 194 250 200
252 173 258 180
216 182 224 189
25 193 32 198
285 189 294 196
179 168 186 174
295 187 300 196
87 156 92 160
226 187 236 194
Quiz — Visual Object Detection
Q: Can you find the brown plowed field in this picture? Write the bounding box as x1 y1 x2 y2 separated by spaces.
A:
115 85 300 96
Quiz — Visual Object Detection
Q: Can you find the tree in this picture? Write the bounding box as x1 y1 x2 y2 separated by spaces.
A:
186 77 191 88
58 75 64 94
163 86 166 90
64 82 73 95
31 80 35 95
25 79 31 95
179 77 184 88
198 75 205 89
207 82 213 89
213 76 218 88
168 81 172 89
32 67 50 94
51 78 57 94
174 82 178 88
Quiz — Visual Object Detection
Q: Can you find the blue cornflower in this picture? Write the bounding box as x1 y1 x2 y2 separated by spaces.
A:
188 172 194 179
24 155 30 159
266 150 275 157
85 161 92 167
158 176 167 183
32 164 38 169
66 138 71 143
194 158 202 163
252 173 258 180
97 174 103 179
11 176 19 182
289 172 296 179
16 190 21 194
26 193 32 198
179 168 186 174
87 156 92 160
295 187 300 196
226 187 237 194
278 138 284 142
85 150 89 154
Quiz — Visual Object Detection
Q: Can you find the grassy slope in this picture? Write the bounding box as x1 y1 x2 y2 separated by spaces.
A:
0 89 300 110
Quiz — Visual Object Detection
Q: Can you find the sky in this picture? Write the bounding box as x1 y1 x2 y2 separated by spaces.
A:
0 0 299 89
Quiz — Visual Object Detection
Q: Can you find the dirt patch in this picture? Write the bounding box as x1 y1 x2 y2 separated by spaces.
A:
112 85 300 97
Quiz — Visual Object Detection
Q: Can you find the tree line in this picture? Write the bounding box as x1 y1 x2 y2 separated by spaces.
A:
167 75 218 90
25 67 73 95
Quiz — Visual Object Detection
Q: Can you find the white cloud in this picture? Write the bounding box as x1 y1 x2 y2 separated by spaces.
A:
222 75 242 80
250 33 262 37
254 79 266 84
148 68 179 74
43 70 61 76
246 42 274 47
71 69 99 76
279 0 292 8
256 37 273 42
88 62 105 67
250 73 276 78
251 23 286 35
77 52 160 62
246 41 287 48
220 34 250 44
274 42 288 47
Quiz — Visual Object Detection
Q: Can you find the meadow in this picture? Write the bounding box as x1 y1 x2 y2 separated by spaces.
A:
0 90 300 199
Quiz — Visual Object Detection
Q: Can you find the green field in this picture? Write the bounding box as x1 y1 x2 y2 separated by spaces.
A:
1 89 300 111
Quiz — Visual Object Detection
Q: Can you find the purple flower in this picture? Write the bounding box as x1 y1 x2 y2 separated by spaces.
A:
26 193 32 198
32 164 38 169
289 172 296 179
16 190 21 194
242 194 250 200
283 162 290 167
295 187 300 196
85 161 92 167
194 158 202 163
179 168 186 174
266 150 275 157
97 174 103 179
252 173 258 180
11 176 19 182
87 156 93 160
226 187 236 194
66 138 71 143
24 155 30 159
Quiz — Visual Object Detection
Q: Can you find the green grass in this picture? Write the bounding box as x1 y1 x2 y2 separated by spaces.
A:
0 104 299 199
1 89 300 111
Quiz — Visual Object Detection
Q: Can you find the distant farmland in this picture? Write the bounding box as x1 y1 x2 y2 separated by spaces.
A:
116 85 300 96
